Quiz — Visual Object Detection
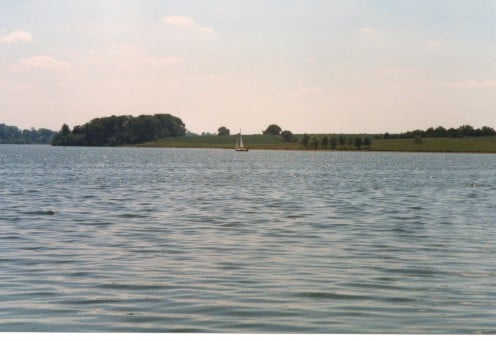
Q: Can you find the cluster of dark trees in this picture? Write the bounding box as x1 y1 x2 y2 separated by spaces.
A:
263 124 297 142
0 124 56 144
383 125 496 139
52 113 186 146
301 134 372 150
217 126 230 136
263 124 282 135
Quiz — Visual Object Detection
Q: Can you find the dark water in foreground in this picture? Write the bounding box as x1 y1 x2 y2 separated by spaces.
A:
1 145 495 333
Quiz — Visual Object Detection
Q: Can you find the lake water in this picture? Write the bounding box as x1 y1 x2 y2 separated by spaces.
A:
1 144 495 333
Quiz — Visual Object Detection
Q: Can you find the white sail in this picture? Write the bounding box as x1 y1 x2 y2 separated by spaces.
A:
235 130 248 151
239 134 244 148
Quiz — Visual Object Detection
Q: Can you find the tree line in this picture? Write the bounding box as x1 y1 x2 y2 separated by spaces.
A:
50 119 496 147
300 134 372 150
383 125 496 139
52 113 186 146
0 124 56 144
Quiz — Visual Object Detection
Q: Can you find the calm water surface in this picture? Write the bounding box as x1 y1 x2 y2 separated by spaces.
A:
1 145 495 333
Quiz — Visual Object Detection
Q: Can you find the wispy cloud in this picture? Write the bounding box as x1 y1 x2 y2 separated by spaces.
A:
105 44 183 66
79 44 184 76
163 16 214 34
425 40 445 49
0 29 33 44
447 79 496 89
155 56 183 65
299 86 323 95
18 56 71 71
356 26 377 36
208 74 225 81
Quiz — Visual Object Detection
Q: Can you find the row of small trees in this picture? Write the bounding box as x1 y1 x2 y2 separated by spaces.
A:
383 125 496 139
300 134 372 150
219 123 496 141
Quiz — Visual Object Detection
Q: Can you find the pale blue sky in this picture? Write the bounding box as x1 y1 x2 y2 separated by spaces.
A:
1 1 495 133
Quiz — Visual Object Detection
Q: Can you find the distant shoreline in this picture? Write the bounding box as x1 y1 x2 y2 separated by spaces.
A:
137 145 496 154
137 135 496 154
3 140 494 153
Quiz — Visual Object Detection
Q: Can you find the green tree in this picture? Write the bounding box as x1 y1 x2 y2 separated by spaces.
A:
363 136 372 149
61 124 70 136
217 126 230 136
309 136 320 149
481 126 496 136
457 125 474 137
338 135 346 148
347 136 354 147
51 123 74 146
84 119 106 145
329 135 337 149
434 126 447 137
263 124 282 135
300 133 310 149
280 130 297 142
320 135 329 149
37 128 56 144
353 136 363 149
448 127 460 138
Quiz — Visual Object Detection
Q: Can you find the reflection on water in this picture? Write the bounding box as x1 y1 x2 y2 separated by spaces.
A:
1 145 495 333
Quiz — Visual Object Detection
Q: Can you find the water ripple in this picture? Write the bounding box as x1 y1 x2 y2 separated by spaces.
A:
1 145 495 333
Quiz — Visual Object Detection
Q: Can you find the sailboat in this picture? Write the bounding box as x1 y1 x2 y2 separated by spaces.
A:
235 131 249 151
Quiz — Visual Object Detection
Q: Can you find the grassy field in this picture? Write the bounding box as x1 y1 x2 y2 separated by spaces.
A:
139 135 496 153
139 134 303 150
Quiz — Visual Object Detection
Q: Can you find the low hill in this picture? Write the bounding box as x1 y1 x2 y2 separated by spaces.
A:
139 134 302 150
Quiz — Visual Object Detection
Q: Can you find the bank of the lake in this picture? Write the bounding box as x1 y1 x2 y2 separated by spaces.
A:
139 135 496 153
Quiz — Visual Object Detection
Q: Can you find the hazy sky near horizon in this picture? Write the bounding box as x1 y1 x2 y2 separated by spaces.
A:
1 1 495 134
